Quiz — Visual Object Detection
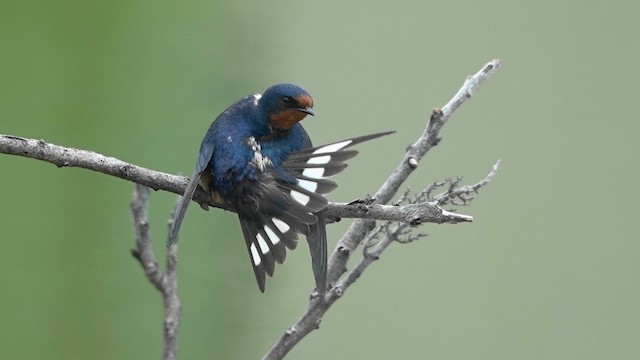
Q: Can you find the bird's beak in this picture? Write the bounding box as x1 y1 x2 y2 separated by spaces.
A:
297 107 315 116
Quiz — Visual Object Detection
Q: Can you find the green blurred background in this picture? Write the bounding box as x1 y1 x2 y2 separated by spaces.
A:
1 0 639 359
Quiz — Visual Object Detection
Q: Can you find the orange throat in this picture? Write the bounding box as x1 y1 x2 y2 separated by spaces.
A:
270 109 309 129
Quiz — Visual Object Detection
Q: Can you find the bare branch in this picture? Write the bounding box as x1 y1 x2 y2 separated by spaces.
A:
262 59 502 360
0 134 473 226
327 59 502 284
130 185 164 290
0 135 188 195
130 184 181 360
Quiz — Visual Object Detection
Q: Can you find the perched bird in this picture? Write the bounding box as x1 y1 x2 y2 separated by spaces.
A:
168 83 392 293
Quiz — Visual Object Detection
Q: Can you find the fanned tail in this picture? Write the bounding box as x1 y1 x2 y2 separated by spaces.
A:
241 131 394 292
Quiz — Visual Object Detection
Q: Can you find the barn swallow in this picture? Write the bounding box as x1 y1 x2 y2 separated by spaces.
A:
169 83 392 292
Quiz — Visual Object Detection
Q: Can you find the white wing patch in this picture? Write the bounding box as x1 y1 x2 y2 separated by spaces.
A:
313 140 352 154
247 136 272 172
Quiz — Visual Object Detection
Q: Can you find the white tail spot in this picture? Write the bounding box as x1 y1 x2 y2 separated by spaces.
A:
264 226 280 245
256 234 270 255
250 243 261 266
302 167 324 179
313 140 352 154
297 179 318 193
307 155 331 165
290 190 310 206
272 218 290 233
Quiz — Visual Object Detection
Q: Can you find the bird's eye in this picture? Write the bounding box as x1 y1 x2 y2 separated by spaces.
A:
281 96 293 106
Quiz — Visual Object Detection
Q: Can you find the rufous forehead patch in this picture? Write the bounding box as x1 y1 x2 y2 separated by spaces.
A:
295 94 313 109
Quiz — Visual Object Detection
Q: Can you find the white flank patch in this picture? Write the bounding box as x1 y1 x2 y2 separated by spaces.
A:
302 167 325 179
272 218 290 233
313 140 352 154
297 179 318 193
264 226 280 245
250 243 261 266
307 155 331 165
256 234 270 255
290 190 310 206
247 136 272 172
252 93 262 105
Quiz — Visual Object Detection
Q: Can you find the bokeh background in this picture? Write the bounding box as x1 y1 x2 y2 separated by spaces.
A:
1 0 639 359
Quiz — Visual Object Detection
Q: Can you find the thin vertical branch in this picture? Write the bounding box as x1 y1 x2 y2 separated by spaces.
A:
131 184 181 360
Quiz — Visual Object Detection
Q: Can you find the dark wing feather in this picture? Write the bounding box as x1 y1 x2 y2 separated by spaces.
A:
196 139 215 173
263 216 299 250
275 182 328 212
167 130 222 246
239 211 306 291
239 217 269 292
306 210 328 293
167 169 203 246
282 132 394 181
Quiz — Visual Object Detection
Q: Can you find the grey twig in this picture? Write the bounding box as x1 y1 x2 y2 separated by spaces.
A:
261 59 502 360
130 184 181 360
325 201 472 225
434 160 501 206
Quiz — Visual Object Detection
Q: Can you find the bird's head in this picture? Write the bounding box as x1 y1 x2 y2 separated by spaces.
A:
259 83 314 130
